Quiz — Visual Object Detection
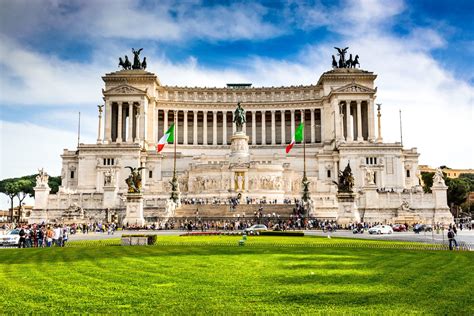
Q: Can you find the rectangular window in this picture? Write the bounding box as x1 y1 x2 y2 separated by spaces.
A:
103 158 106 165
70 171 75 179
374 157 377 164
149 170 153 179
366 157 369 164
406 170 411 177
327 170 331 178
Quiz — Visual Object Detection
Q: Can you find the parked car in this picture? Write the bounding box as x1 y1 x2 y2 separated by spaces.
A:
244 224 268 233
368 225 393 235
0 229 21 247
392 224 407 232
413 224 433 233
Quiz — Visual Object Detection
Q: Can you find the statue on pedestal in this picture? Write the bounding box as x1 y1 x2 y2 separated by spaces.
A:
36 168 49 187
433 168 446 186
364 167 375 185
233 102 246 133
125 166 145 193
334 163 354 193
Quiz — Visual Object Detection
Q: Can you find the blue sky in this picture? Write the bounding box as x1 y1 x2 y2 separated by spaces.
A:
0 0 473 196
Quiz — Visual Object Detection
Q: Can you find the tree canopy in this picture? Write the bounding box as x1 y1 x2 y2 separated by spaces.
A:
0 174 61 221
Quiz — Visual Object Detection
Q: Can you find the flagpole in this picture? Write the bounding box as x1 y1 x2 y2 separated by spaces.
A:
174 111 177 175
301 110 309 215
170 110 179 203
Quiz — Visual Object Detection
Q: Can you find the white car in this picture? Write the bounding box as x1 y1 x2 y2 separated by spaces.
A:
368 225 393 235
0 229 21 247
244 224 268 233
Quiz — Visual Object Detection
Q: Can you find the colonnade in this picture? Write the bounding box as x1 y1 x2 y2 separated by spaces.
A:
105 102 141 143
338 100 373 142
157 109 323 146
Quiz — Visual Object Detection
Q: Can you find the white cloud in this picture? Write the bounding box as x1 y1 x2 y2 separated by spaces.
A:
0 0 283 42
0 35 105 105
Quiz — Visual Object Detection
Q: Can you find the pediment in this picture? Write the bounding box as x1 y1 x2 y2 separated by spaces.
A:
103 84 147 96
333 83 375 94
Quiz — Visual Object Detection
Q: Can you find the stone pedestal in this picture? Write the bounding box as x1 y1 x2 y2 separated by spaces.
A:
103 185 117 208
336 192 360 225
431 183 454 224
230 132 250 165
122 193 145 226
29 185 51 224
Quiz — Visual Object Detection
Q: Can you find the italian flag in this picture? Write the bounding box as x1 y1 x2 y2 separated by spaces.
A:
157 123 175 153
285 122 304 153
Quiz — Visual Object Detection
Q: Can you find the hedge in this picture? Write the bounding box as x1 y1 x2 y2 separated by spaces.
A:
259 231 304 236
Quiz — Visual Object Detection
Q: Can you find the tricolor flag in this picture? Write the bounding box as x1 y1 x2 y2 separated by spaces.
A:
157 123 175 153
285 122 304 153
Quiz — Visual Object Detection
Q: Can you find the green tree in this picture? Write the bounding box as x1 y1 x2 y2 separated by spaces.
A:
0 180 20 222
48 176 61 194
458 173 474 191
445 177 470 216
15 179 34 221
0 174 61 222
421 172 434 193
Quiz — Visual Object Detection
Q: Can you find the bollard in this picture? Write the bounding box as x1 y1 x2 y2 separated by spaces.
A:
242 234 247 241
239 240 245 246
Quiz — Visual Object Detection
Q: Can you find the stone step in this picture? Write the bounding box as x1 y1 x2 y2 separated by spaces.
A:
174 203 295 217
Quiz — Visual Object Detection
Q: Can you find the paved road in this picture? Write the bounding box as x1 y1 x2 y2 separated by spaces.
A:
68 229 474 245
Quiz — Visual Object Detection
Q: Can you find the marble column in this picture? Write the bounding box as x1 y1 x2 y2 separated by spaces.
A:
193 111 198 145
280 111 286 144
117 103 123 142
97 105 103 144
163 109 168 133
261 110 266 145
105 101 112 143
135 113 140 142
222 111 227 145
183 110 188 145
368 99 375 141
232 111 236 135
203 110 208 145
377 103 383 143
271 110 276 145
127 104 134 142
310 109 315 143
333 100 341 141
290 110 295 139
357 101 363 142
252 111 256 145
213 111 217 145
345 101 352 142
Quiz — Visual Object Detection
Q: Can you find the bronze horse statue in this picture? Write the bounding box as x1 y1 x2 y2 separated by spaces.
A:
119 56 131 70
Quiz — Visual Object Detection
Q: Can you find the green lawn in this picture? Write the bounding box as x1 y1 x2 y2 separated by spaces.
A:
0 236 472 314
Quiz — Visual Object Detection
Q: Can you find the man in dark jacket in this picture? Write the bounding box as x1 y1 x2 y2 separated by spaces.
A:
18 226 26 248
447 228 458 250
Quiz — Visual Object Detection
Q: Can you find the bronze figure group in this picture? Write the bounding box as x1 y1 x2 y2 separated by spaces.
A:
119 48 147 70
332 47 360 69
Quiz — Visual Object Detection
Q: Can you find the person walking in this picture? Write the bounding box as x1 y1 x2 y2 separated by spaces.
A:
447 228 458 251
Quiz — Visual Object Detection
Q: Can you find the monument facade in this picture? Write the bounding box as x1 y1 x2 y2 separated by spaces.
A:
31 49 453 225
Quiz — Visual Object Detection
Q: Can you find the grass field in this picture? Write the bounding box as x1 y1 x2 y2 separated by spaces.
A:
1 236 473 314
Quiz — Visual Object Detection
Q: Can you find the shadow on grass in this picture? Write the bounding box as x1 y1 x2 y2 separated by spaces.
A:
0 244 385 266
